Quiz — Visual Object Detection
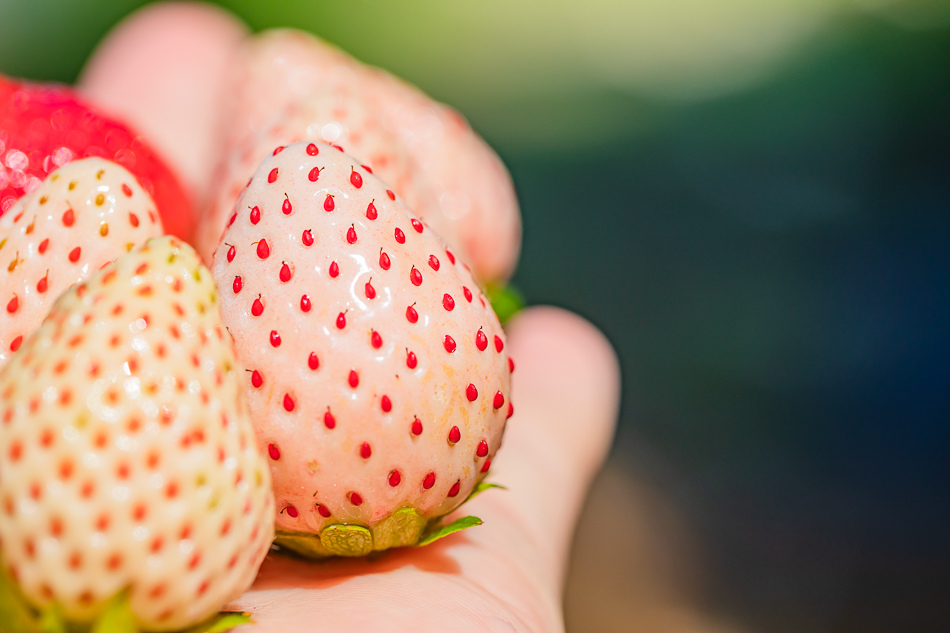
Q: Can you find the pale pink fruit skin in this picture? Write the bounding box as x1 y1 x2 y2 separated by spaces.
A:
0 236 274 631
0 157 164 369
198 29 520 283
211 142 511 536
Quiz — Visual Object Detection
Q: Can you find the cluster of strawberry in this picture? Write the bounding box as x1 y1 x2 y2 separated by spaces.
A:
0 25 518 633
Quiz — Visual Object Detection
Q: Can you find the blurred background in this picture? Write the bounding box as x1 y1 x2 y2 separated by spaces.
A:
1 1 948 631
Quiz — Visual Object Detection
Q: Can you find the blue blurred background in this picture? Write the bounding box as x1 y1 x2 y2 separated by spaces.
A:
2 1 948 631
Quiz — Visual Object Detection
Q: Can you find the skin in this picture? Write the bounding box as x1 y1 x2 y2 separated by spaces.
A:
80 4 620 631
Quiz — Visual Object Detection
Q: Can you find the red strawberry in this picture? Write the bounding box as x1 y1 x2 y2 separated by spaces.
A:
0 157 164 370
0 75 194 240
198 29 520 283
211 142 513 556
0 236 274 630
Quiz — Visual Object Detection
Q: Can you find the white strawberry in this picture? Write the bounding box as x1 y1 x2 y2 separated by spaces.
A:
0 236 274 630
197 29 520 284
0 157 164 370
211 141 513 556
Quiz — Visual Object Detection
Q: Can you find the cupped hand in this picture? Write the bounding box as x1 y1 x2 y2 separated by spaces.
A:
80 4 620 631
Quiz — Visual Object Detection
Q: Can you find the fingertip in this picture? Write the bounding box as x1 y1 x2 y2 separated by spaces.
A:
78 2 248 200
505 305 621 477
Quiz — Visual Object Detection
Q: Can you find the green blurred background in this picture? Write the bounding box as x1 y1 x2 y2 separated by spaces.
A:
2 1 948 631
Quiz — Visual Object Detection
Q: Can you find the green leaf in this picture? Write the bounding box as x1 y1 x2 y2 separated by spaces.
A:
416 515 483 547
181 612 253 633
89 592 136 633
485 283 525 325
464 482 506 504
0 564 42 633
38 605 67 633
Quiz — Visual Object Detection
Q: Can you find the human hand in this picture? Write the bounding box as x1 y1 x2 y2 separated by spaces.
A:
80 4 620 631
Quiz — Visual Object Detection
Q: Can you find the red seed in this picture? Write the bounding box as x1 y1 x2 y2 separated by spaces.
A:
446 250 456 265
362 164 373 173
386 190 396 201
306 143 319 156
308 352 319 370
494 335 504 352
423 472 436 489
493 391 505 409
379 250 390 270
6 295 17 314
273 145 284 155
68 247 81 263
443 294 455 311
406 350 418 369
268 168 278 183
365 280 376 299
507 402 514 419
122 183 133 197
406 304 418 323
62 208 74 227
475 329 488 351
443 335 456 353
463 286 473 302
336 312 346 329
249 205 260 224
232 276 242 294
285 505 298 518
270 330 281 347
350 169 363 188
410 267 422 286
466 384 478 401
36 272 48 294
308 166 321 181
428 254 440 270
324 194 335 212
324 410 336 429
476 440 489 457
268 444 280 460
360 442 371 459
411 418 423 435
329 261 339 278
226 244 235 262
251 296 264 317
389 470 401 487
394 227 405 243
448 426 461 444
256 239 270 259
300 294 311 312
129 213 139 228
366 201 377 220
38 239 49 254
381 395 392 412
411 218 424 233
508 357 515 372
317 504 331 518
371 330 382 349
280 262 292 282
349 492 363 506
283 393 295 412
228 212 236 226
250 370 263 388
481 459 491 473
302 229 314 246
348 370 359 388
282 196 293 215
346 225 357 244
9 336 22 352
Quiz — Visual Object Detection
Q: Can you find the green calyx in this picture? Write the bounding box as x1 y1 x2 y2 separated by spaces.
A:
0 569 252 633
485 283 524 325
275 481 506 559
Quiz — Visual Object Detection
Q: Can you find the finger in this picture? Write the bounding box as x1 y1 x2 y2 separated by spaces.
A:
450 306 621 611
77 1 248 204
